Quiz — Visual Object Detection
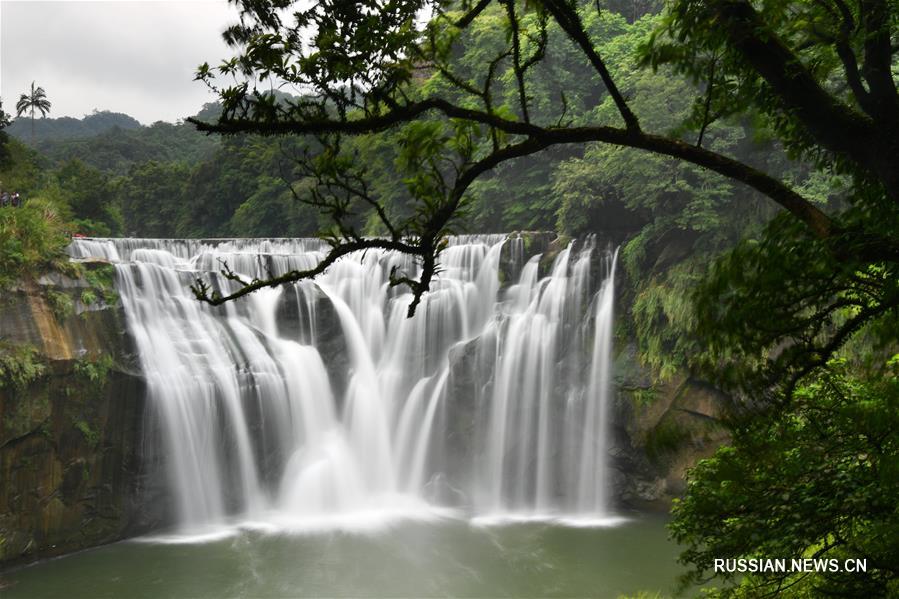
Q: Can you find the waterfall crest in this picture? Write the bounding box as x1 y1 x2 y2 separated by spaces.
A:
69 235 620 530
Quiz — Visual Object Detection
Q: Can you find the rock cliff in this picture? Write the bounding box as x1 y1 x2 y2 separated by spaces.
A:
0 263 157 566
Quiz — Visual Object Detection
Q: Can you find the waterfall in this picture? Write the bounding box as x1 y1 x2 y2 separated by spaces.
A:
69 235 620 530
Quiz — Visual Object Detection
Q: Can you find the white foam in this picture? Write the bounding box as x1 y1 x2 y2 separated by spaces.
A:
470 513 629 528
134 502 464 543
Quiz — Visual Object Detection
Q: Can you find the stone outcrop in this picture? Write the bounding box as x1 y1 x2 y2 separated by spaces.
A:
610 342 730 510
499 231 556 283
0 263 157 566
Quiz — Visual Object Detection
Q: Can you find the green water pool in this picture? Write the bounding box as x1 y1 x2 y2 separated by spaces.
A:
1 514 682 598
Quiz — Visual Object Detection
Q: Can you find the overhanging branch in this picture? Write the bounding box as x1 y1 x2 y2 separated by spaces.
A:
193 93 839 241
191 237 423 306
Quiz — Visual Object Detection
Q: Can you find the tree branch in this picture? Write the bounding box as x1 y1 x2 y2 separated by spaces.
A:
502 0 531 123
696 56 717 147
192 94 838 240
191 237 423 306
808 0 879 117
708 0 898 189
574 127 836 239
454 0 492 29
189 97 542 138
541 0 641 131
785 295 899 397
859 0 899 124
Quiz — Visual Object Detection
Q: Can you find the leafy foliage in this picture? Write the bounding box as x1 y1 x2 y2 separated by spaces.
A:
44 290 74 321
72 418 100 448
671 359 899 597
56 159 122 235
117 161 190 238
0 343 45 390
695 215 899 396
0 198 70 291
79 262 119 306
73 354 114 390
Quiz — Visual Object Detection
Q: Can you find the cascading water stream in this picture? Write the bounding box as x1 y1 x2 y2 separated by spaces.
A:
68 235 621 531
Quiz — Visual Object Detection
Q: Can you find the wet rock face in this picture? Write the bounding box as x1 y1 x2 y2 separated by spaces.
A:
439 336 488 501
609 343 731 511
271 282 349 398
0 367 153 565
0 268 160 566
498 231 555 285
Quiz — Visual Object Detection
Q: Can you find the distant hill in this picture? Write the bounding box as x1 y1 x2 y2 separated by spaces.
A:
16 104 223 174
37 120 221 174
7 110 142 144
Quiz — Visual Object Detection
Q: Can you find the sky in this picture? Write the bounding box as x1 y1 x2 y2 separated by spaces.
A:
1 0 240 124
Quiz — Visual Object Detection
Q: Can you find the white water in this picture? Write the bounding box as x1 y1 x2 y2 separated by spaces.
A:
69 235 620 531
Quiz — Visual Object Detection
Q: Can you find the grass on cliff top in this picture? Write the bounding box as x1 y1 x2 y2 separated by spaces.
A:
0 200 71 291
0 137 74 291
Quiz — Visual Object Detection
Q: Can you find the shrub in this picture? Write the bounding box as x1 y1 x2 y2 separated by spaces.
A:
0 199 70 291
45 290 73 320
0 343 45 390
73 354 114 389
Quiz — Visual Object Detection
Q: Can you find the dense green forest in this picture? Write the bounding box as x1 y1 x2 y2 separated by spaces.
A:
2 0 899 596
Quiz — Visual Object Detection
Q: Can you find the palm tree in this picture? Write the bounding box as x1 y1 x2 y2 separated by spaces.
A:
16 82 51 143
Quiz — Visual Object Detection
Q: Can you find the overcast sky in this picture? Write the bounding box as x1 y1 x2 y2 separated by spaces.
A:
1 0 240 124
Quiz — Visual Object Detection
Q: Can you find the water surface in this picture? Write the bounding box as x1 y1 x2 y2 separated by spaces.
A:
2 516 680 598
